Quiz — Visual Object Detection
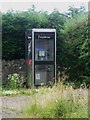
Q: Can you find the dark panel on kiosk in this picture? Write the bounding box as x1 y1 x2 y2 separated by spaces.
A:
25 29 32 60
25 29 32 87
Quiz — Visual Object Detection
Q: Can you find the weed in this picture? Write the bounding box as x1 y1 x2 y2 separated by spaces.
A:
2 73 24 90
20 83 88 118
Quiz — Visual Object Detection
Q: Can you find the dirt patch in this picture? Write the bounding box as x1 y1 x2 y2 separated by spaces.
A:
1 96 34 118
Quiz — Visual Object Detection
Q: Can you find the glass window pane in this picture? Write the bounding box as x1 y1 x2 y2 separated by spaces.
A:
35 65 54 85
35 39 54 61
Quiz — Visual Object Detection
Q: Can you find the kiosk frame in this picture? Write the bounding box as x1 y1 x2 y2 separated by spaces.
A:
26 29 56 87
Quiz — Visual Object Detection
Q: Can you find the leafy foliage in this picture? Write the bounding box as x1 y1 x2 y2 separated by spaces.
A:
61 13 89 85
2 8 65 60
2 5 89 86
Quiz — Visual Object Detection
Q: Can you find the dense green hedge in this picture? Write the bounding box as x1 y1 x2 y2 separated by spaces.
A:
2 7 89 86
2 9 66 60
62 13 89 86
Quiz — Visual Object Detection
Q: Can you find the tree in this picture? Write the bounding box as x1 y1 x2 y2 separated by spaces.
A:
2 8 66 60
62 12 89 86
66 5 85 18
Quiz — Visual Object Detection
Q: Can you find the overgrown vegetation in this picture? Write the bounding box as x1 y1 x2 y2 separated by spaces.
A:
1 5 89 119
62 12 89 86
1 82 88 118
2 5 89 87
20 83 88 118
1 88 37 96
2 73 23 89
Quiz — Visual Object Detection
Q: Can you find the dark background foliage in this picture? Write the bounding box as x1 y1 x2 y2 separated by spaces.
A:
2 5 89 87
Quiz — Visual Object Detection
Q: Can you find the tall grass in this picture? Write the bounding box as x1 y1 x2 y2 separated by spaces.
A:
21 83 88 118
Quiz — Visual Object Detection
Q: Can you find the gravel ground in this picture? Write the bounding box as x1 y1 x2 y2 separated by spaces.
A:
1 96 34 118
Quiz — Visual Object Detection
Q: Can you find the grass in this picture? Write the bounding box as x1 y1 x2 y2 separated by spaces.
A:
20 83 88 118
1 82 88 118
1 88 38 96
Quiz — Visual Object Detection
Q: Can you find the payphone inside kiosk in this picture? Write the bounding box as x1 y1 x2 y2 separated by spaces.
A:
26 29 56 87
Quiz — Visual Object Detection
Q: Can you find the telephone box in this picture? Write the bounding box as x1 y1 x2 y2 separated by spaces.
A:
26 29 56 87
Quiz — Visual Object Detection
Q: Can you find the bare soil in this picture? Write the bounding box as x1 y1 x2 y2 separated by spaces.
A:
1 96 33 118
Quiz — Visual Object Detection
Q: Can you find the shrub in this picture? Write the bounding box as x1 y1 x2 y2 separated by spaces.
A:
3 73 23 89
